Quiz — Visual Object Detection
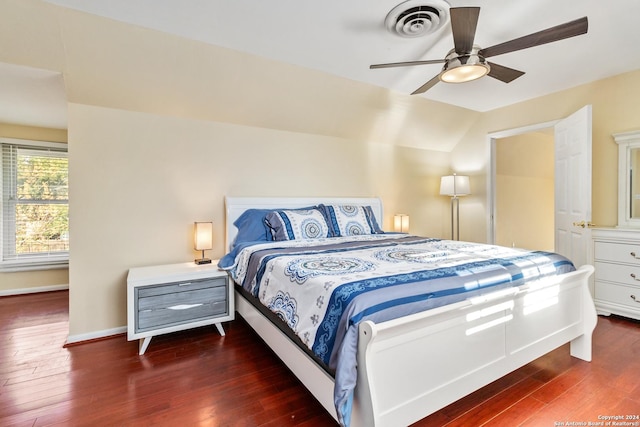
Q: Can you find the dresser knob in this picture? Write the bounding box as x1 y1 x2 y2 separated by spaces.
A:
631 273 640 281
631 252 640 259
632 295 639 303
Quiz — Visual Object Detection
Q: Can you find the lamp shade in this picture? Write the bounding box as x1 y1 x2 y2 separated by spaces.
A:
393 214 410 233
440 174 470 197
194 221 213 251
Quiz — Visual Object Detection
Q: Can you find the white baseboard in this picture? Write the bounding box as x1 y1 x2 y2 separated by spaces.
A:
0 284 69 297
66 326 127 345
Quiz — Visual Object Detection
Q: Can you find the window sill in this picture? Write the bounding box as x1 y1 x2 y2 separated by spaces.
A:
1 260 69 273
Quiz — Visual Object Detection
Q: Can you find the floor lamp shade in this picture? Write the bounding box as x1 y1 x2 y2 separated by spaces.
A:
194 221 213 264
440 174 470 197
440 174 470 241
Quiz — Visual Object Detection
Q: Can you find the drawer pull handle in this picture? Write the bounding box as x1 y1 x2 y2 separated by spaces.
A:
631 273 640 281
178 282 193 286
632 295 639 303
167 303 203 310
631 252 640 259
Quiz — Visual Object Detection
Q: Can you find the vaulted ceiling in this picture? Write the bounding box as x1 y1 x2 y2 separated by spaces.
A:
44 0 640 111
3 0 640 131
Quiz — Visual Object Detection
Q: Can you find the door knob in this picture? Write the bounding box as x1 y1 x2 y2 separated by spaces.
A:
572 221 595 228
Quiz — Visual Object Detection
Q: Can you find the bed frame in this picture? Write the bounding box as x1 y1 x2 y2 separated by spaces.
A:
224 197 597 427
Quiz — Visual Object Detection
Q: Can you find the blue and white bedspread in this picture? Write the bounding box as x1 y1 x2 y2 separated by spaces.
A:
221 234 575 426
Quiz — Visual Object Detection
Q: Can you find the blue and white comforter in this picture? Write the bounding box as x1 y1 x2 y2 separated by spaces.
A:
221 234 575 426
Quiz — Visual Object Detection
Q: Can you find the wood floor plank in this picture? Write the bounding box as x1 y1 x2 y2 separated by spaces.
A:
530 361 591 403
439 377 546 427
479 395 547 426
2 291 640 427
417 368 532 424
519 401 573 427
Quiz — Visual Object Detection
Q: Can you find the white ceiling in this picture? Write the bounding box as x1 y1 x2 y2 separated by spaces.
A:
6 0 640 129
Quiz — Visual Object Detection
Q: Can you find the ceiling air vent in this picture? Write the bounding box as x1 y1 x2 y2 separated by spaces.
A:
385 0 450 38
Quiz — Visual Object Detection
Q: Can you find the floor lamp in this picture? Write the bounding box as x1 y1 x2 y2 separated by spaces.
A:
440 174 470 240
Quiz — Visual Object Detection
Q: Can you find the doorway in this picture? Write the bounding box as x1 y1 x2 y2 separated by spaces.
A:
487 120 559 247
494 130 555 251
488 105 593 269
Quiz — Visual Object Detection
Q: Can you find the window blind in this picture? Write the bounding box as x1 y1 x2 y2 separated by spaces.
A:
1 139 68 269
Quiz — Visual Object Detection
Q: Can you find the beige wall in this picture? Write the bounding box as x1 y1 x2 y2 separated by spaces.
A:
67 104 452 337
1 0 468 337
0 268 69 294
452 69 640 243
0 123 69 293
495 132 554 251
66 69 640 337
0 123 67 142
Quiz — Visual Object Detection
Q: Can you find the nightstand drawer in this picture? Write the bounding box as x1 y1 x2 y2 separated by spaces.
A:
138 298 227 331
136 283 228 332
138 277 225 298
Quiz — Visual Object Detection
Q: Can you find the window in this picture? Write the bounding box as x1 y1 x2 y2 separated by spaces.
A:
1 138 68 270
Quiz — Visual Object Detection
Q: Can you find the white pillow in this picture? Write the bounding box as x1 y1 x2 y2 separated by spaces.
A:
319 204 383 236
265 209 330 241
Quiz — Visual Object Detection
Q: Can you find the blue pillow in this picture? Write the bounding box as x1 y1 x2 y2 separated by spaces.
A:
219 241 256 269
231 209 274 247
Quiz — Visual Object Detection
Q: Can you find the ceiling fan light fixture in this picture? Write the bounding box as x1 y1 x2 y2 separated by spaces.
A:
439 47 490 83
440 63 490 83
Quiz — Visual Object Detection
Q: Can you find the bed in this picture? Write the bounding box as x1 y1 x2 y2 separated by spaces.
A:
222 196 597 427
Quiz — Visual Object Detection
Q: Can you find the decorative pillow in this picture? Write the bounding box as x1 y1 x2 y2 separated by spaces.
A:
319 204 384 237
265 209 331 241
232 209 275 247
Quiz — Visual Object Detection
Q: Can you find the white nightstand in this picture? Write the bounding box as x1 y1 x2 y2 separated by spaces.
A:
127 261 234 355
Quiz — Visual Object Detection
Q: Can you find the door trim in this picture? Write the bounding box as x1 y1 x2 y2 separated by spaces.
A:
486 119 559 244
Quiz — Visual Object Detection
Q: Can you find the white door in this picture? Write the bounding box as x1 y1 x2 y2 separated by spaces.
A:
554 105 592 267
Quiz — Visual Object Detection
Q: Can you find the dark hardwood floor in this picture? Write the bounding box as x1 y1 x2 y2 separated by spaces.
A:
1 291 639 426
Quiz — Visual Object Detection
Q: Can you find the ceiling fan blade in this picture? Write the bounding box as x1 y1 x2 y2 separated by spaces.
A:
480 16 588 58
370 59 445 69
450 7 480 54
487 62 525 83
411 74 441 95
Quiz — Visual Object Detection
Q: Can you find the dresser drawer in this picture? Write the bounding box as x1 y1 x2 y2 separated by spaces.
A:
595 281 640 310
594 241 640 265
594 261 640 287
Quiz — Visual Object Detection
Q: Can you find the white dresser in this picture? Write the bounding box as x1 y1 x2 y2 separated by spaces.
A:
592 228 640 320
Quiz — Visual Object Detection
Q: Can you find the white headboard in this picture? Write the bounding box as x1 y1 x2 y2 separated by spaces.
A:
224 196 383 251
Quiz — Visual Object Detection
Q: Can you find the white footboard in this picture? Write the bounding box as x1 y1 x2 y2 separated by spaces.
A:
352 264 596 427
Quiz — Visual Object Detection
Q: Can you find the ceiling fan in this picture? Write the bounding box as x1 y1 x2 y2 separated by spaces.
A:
370 7 588 95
